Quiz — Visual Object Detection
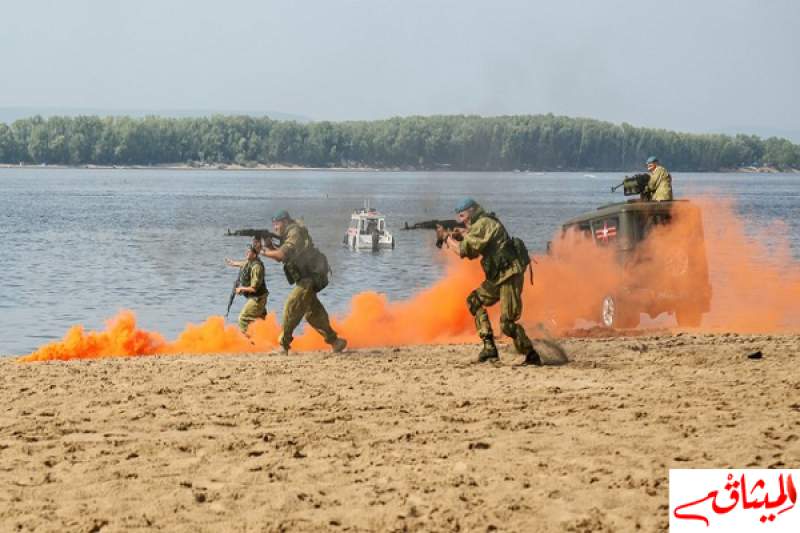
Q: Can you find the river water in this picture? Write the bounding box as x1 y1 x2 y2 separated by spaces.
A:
1 168 798 355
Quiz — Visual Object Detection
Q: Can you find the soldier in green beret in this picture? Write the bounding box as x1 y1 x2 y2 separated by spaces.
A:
645 156 673 201
261 210 347 355
225 241 268 334
442 198 542 365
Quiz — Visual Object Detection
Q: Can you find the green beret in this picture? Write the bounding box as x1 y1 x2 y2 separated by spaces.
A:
646 156 658 164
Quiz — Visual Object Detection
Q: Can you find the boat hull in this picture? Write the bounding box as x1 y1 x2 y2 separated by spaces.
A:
344 232 394 250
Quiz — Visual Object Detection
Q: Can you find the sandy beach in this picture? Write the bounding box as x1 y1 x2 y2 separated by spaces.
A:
1 333 798 532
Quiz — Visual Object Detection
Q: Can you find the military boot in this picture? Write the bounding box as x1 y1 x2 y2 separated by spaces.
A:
522 348 543 366
478 336 499 363
331 337 348 353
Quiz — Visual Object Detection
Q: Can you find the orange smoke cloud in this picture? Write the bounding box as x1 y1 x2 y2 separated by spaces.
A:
697 198 800 332
19 196 800 362
20 256 483 362
20 312 284 362
519 230 621 330
519 197 800 333
20 311 167 361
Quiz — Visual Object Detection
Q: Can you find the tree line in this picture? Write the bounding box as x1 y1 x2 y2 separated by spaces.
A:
0 114 798 171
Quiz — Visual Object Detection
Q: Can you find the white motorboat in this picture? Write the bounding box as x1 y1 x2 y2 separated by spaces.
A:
343 206 394 250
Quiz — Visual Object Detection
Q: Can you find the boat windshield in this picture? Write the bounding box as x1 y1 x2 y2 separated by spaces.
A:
362 219 379 234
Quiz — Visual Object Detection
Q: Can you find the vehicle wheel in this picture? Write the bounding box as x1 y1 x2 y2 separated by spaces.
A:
601 295 638 329
676 308 702 327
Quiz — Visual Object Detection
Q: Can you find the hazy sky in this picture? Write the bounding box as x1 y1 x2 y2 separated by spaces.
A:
1 0 798 137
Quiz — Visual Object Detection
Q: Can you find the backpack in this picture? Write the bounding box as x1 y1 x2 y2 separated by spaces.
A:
284 247 330 292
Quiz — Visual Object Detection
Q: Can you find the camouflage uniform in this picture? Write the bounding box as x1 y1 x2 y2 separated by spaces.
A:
646 164 673 201
277 221 342 351
238 257 268 334
459 206 534 358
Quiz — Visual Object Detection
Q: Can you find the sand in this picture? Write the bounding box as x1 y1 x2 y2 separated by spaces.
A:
1 333 798 532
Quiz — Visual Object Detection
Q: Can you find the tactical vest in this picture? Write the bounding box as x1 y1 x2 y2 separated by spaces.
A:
476 212 530 282
239 258 268 298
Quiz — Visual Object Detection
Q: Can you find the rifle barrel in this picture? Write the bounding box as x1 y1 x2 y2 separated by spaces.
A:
226 228 281 241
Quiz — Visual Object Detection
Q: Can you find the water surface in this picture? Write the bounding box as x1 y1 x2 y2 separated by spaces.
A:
1 168 797 355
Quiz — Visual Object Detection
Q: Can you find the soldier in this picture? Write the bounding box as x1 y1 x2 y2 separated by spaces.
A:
225 241 268 334
645 156 673 201
261 210 347 355
441 198 542 365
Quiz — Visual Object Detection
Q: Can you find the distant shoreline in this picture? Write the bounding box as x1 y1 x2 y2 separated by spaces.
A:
0 162 380 172
4 114 798 174
1 162 798 173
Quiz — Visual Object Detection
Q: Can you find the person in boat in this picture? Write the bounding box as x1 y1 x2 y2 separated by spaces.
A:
644 156 673 201
225 241 268 334
260 210 347 355
441 198 542 365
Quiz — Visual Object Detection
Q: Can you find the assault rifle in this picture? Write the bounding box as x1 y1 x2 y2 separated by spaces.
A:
226 228 282 249
226 265 244 318
611 173 652 200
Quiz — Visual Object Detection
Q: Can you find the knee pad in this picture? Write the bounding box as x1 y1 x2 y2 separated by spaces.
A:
500 318 517 338
466 291 482 316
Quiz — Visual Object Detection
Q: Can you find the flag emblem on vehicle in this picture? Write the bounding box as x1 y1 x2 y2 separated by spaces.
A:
595 221 617 243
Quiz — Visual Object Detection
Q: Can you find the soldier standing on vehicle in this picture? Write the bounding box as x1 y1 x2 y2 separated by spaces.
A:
441 198 542 365
261 210 347 355
225 241 268 334
645 156 673 201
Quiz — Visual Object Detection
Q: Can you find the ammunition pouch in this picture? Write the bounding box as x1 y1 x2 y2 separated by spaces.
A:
480 240 516 281
511 237 531 270
480 236 532 282
283 262 303 285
